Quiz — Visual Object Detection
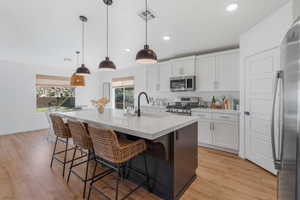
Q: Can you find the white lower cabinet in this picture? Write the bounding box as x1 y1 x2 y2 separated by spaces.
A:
197 120 212 145
193 112 239 153
213 121 239 151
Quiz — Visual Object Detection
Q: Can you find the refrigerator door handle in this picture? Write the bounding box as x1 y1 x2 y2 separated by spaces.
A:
271 70 283 170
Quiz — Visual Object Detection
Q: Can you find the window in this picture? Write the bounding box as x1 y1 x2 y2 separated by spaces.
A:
112 76 134 109
36 74 76 112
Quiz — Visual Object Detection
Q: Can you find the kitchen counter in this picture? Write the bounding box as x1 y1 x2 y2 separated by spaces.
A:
56 108 198 140
192 108 240 114
55 108 198 200
140 105 167 110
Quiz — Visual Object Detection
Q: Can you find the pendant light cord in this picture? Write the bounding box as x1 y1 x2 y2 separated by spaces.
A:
145 0 148 46
76 51 80 66
81 21 85 64
106 3 109 57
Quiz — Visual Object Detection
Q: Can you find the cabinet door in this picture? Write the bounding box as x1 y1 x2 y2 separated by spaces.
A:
171 60 184 76
146 65 160 92
159 62 172 92
197 120 212 145
196 56 216 91
183 58 195 76
215 51 239 91
212 121 239 150
171 57 195 76
173 122 198 198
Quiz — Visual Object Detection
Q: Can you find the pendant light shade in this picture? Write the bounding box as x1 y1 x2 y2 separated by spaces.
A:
136 45 157 64
99 0 116 71
136 0 157 64
76 64 90 75
99 57 116 71
76 16 90 76
71 51 85 86
71 73 85 86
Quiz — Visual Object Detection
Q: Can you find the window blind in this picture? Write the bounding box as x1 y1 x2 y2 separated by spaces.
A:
112 76 135 88
36 74 73 87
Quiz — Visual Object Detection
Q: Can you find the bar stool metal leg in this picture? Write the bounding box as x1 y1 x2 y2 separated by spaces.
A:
62 138 69 177
115 164 120 200
83 150 90 198
50 136 58 168
67 146 77 183
87 157 98 200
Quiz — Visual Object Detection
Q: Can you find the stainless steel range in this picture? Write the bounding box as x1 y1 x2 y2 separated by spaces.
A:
166 97 200 116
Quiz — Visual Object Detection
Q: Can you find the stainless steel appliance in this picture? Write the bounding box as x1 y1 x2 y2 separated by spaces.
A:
170 76 195 92
271 7 300 200
166 97 199 115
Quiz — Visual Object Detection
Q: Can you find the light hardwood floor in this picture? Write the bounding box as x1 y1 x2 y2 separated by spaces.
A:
0 130 277 200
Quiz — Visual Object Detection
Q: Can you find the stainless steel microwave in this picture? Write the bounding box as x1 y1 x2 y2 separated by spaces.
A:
170 76 196 92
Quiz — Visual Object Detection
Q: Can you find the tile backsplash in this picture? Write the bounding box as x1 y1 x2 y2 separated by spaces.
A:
146 91 240 107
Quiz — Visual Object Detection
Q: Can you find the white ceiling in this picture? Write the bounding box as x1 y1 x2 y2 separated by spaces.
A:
0 0 289 70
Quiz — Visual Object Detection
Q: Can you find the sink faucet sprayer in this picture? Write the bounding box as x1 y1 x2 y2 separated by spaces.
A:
137 92 149 117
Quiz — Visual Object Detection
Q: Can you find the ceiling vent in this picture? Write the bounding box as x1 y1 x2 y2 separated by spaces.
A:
138 9 156 21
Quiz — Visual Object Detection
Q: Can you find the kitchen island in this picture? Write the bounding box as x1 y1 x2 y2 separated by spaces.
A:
56 109 198 200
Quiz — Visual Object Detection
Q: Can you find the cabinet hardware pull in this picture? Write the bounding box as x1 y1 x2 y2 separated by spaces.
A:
219 116 230 119
244 111 250 116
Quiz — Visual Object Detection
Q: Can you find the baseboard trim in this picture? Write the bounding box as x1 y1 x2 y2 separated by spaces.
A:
198 143 239 154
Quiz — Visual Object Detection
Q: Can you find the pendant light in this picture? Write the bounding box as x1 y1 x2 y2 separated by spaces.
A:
76 16 91 76
71 51 85 86
99 0 116 71
136 0 157 64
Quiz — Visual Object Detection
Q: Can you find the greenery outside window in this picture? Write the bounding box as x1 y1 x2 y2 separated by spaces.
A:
36 74 76 112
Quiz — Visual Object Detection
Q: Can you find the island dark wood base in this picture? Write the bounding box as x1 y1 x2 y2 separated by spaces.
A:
123 122 198 200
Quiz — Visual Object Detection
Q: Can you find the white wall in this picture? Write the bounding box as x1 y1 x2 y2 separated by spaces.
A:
98 65 148 108
0 60 100 135
239 2 293 158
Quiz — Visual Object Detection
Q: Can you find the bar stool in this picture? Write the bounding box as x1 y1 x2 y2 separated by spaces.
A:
66 120 94 198
50 114 76 177
87 125 150 200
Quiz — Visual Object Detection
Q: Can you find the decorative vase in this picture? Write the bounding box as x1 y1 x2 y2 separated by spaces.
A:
98 105 105 113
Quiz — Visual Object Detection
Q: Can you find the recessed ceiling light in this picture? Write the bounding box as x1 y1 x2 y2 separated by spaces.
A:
163 36 171 41
125 48 131 52
226 3 238 12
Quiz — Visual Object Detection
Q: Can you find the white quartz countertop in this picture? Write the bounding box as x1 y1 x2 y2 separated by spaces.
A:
55 109 198 140
191 108 240 114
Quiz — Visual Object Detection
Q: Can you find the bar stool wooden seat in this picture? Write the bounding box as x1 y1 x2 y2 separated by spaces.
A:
50 114 78 177
87 125 150 200
66 120 94 198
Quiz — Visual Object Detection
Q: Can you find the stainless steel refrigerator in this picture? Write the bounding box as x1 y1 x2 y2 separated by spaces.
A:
272 3 300 200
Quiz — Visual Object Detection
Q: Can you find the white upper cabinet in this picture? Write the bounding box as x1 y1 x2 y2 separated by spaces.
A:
196 56 216 91
215 51 240 91
171 56 196 77
159 61 172 92
196 50 240 91
145 50 240 93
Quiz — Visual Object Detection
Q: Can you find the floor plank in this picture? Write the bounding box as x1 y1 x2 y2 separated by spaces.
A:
0 130 277 200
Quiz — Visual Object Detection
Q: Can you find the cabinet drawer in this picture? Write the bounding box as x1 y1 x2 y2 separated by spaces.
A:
192 112 211 120
212 113 238 122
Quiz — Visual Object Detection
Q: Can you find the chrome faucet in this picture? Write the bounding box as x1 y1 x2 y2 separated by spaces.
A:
137 92 149 117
